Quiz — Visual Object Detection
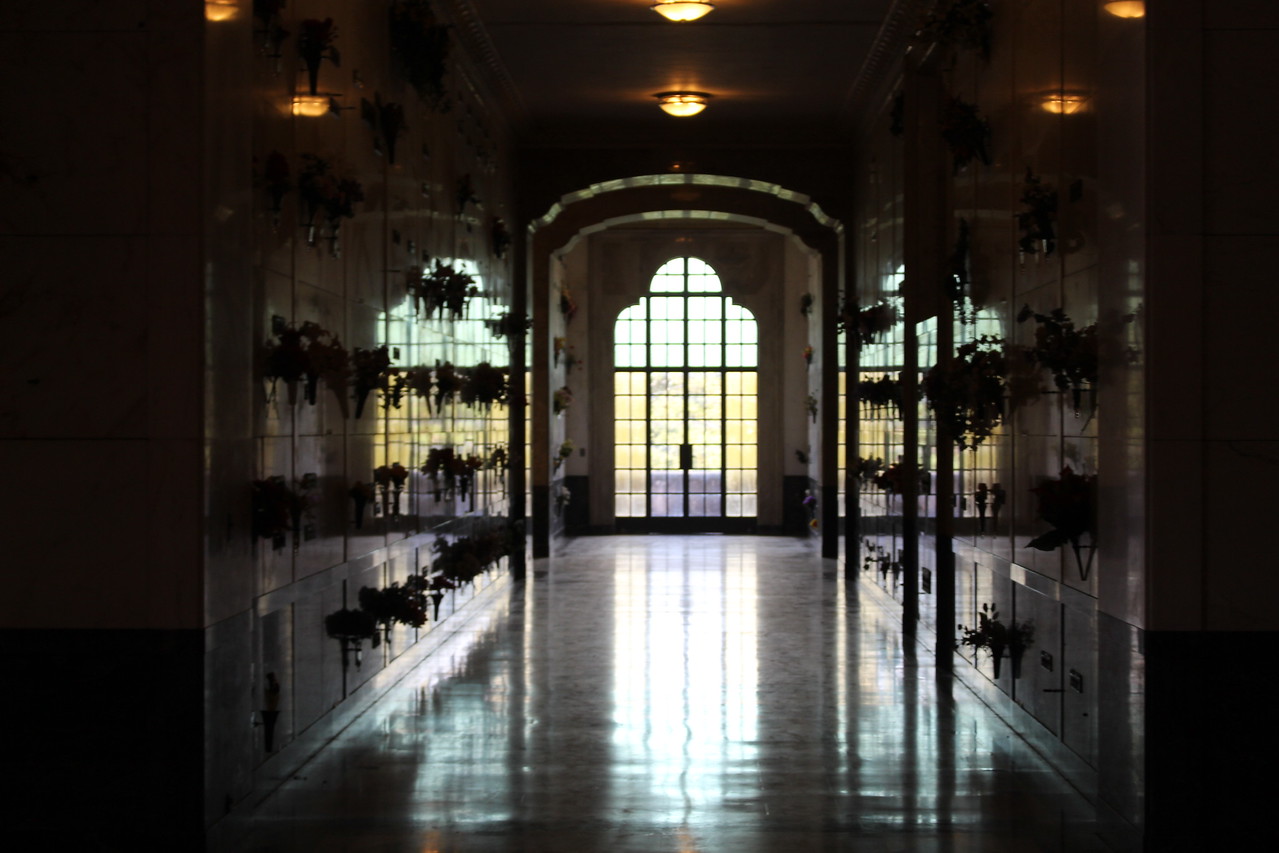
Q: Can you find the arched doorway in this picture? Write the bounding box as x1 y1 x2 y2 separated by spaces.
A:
613 257 759 532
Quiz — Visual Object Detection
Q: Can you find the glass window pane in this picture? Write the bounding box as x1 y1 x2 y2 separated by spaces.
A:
742 495 757 516
740 343 758 367
727 494 742 517
616 495 633 516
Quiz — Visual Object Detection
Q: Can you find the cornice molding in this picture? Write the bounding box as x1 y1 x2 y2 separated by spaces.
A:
445 0 529 130
841 0 931 137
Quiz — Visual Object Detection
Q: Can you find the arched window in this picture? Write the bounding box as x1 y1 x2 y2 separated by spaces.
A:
613 258 759 530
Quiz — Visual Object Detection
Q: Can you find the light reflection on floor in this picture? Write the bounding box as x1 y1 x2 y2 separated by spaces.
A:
221 536 1119 852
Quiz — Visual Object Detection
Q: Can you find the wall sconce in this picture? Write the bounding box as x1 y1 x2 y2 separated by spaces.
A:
651 2 715 22
656 91 710 117
1103 1 1145 18
292 94 334 117
1041 93 1089 115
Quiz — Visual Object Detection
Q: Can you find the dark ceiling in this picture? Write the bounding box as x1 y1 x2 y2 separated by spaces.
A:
459 0 902 148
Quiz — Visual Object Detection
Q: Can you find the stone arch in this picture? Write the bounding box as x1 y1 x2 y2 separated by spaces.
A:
521 175 844 558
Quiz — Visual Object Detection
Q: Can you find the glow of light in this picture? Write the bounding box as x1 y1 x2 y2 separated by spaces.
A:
1103 1 1145 18
1041 94 1088 114
651 2 715 22
657 92 710 117
292 95 330 117
204 0 239 21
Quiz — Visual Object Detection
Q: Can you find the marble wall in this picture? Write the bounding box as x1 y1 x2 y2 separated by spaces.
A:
849 0 1146 838
197 0 523 828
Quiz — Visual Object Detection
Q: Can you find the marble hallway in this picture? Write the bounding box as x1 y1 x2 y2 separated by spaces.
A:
218 536 1120 852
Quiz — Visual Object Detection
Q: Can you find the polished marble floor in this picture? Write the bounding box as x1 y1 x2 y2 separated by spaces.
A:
221 536 1119 852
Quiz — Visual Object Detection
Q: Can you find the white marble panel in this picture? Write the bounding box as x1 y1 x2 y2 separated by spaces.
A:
0 31 148 236
0 236 149 439
148 236 204 439
0 439 149 628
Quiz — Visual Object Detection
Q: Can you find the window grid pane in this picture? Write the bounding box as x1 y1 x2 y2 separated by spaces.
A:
611 258 758 523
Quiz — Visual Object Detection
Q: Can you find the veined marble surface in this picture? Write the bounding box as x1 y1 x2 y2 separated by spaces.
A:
218 535 1119 852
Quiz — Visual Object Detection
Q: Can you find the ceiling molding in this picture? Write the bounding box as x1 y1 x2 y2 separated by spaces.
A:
446 0 530 129
840 0 930 136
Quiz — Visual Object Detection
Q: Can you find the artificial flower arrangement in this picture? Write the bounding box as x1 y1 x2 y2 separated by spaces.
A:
324 607 378 667
855 456 885 487
948 218 975 323
388 0 451 110
858 374 903 418
554 439 574 472
484 311 530 341
805 392 819 424
838 300 900 350
803 345 814 366
297 154 363 254
922 335 1009 449
1027 466 1097 580
262 320 309 404
253 0 290 61
349 481 376 528
957 603 1033 679
379 367 410 412
421 447 455 500
915 0 993 61
453 453 485 502
252 475 307 545
350 345 393 418
361 95 407 164
373 462 410 517
298 17 340 95
430 360 463 413
410 259 478 320
488 444 508 490
430 525 516 587
1017 168 1058 258
553 386 574 415
358 580 428 649
460 362 508 411
940 95 992 174
559 282 578 323
1016 305 1098 416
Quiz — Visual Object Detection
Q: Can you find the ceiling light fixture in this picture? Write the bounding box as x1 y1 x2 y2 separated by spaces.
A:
651 2 715 22
292 94 333 117
1102 1 1145 18
656 92 711 117
1041 93 1088 114
204 0 239 21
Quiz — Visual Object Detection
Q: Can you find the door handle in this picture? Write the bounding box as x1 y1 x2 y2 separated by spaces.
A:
680 443 693 470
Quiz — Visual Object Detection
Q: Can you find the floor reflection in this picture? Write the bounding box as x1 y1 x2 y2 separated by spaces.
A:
225 536 1123 852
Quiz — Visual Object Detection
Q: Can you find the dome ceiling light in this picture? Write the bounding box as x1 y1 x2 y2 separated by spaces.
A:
656 92 711 117
1103 2 1145 18
1041 93 1088 114
651 2 715 22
